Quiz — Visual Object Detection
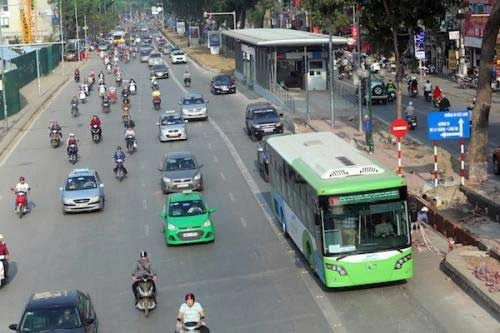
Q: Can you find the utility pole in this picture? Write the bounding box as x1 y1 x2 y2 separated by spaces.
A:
74 1 79 62
59 0 65 75
329 25 335 128
83 15 88 48
0 21 8 131
355 5 363 132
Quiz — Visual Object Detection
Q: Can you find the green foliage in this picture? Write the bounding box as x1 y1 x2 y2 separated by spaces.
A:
301 0 354 30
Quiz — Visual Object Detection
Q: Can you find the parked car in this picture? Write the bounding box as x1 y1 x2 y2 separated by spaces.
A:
9 290 98 332
170 50 187 64
63 50 78 62
60 168 105 214
157 110 187 142
210 74 236 94
245 102 284 140
160 190 215 245
178 93 209 120
158 151 203 193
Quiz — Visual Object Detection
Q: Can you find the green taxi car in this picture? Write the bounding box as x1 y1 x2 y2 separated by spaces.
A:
160 191 215 245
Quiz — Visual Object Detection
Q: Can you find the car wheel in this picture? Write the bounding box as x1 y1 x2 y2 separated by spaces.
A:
99 198 105 211
246 126 251 136
494 158 500 175
373 86 383 96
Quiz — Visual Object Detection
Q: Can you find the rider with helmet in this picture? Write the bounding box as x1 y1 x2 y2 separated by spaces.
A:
66 133 79 154
10 176 31 210
49 120 62 138
176 293 208 333
0 233 10 277
132 251 156 304
405 101 416 118
113 146 127 175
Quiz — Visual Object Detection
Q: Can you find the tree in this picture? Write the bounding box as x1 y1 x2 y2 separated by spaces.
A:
301 0 353 33
468 1 500 185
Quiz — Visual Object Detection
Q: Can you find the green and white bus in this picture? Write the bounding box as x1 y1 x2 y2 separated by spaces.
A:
266 132 413 287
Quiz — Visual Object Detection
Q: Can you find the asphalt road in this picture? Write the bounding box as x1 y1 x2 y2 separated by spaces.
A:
0 37 498 332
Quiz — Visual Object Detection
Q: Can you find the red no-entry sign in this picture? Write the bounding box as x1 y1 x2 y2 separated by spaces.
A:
390 118 409 137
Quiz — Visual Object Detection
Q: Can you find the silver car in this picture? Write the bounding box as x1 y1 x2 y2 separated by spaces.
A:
159 152 203 194
148 51 163 67
178 93 209 120
60 168 105 214
157 111 187 142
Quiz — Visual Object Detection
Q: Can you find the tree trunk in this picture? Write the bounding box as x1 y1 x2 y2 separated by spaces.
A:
239 9 246 29
468 1 500 186
382 0 403 119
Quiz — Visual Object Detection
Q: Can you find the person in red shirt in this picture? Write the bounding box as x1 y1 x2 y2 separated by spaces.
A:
90 115 102 136
0 234 10 278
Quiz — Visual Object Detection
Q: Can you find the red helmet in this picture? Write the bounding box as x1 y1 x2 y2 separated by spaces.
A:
19 176 25 181
185 293 195 301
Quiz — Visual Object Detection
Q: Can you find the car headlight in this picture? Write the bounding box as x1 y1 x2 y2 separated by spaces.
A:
63 197 72 204
163 177 171 183
167 223 177 231
201 107 207 112
193 173 201 180
276 121 283 127
254 124 261 129
202 220 211 228
89 196 100 203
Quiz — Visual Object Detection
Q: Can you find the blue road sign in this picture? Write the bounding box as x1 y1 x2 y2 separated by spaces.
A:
428 111 470 140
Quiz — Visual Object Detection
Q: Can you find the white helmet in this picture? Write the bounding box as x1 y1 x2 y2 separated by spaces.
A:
69 133 75 137
408 101 413 106
421 206 429 212
0 234 4 241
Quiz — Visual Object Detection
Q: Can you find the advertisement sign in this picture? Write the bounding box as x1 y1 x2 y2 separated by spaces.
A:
448 49 458 70
176 22 185 36
151 6 158 15
414 31 426 60
208 31 221 47
189 26 200 47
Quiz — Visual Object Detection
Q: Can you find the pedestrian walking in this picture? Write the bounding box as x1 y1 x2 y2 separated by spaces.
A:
363 115 373 153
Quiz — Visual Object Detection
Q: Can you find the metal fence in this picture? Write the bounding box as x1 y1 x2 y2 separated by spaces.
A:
269 82 296 113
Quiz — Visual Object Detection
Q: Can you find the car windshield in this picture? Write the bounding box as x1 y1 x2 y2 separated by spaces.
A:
65 176 97 191
322 200 410 255
215 76 231 84
173 51 184 55
150 53 161 58
183 98 204 105
140 49 151 55
153 65 167 71
20 307 82 332
252 108 278 119
161 115 183 125
169 200 206 217
165 157 196 171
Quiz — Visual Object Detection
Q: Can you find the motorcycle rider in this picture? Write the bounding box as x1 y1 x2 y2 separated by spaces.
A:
74 68 80 82
432 85 442 103
152 89 161 99
151 78 159 91
70 95 79 107
408 76 418 94
49 120 62 138
404 101 416 118
132 251 156 304
90 115 102 133
124 127 137 148
423 80 432 98
98 70 105 82
10 176 31 210
439 94 451 111
66 133 79 155
113 146 128 176
176 293 209 333
386 80 396 93
183 68 191 85
0 234 10 278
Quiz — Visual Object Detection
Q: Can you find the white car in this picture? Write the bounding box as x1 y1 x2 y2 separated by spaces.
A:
148 51 163 67
170 50 187 64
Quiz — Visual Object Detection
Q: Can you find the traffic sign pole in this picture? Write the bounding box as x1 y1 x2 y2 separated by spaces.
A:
433 140 438 188
397 136 402 176
460 138 465 185
390 118 409 176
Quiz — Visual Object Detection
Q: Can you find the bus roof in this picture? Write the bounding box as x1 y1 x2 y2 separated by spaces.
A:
266 132 406 195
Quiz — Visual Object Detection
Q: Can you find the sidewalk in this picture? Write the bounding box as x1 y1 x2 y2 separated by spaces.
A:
0 59 86 161
161 29 500 320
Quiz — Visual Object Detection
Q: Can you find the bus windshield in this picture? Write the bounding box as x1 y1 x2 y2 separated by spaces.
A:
322 200 410 255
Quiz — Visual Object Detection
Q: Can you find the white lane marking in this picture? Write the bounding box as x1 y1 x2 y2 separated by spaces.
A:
213 155 219 163
142 199 147 210
220 172 226 181
228 192 235 202
240 217 247 228
170 57 345 332
144 224 150 237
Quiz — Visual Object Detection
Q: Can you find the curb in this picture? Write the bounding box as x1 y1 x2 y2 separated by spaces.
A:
0 61 87 162
441 257 500 321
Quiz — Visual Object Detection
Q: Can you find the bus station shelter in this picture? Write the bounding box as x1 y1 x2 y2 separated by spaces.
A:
221 28 347 97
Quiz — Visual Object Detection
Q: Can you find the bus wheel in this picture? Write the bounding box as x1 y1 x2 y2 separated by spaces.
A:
305 243 314 268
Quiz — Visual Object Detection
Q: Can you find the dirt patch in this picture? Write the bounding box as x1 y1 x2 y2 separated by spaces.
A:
162 29 235 73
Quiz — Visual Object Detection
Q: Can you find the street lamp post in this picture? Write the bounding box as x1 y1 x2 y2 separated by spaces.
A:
74 1 80 62
203 11 237 30
365 56 374 153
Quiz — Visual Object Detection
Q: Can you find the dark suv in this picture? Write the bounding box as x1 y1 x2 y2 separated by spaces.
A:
9 290 98 332
245 102 283 140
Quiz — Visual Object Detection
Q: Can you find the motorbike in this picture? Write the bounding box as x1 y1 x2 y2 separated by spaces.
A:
457 74 478 89
68 144 78 164
184 77 191 87
387 91 396 103
135 274 156 317
107 64 112 74
99 86 107 98
406 114 417 130
109 91 117 104
152 82 160 91
91 125 102 143
79 91 87 104
408 84 418 98
424 90 432 102
115 159 126 181
129 84 137 95
71 103 79 117
74 74 80 82
125 135 136 153
102 100 111 113
50 130 61 148
153 97 161 110
0 255 7 286
14 191 28 218
116 76 122 87
122 106 130 124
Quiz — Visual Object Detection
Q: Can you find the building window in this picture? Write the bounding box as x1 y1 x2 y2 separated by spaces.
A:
1 17 8 28
0 0 7 12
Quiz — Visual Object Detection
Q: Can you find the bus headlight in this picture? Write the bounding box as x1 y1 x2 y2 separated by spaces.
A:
394 254 412 270
325 263 348 276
